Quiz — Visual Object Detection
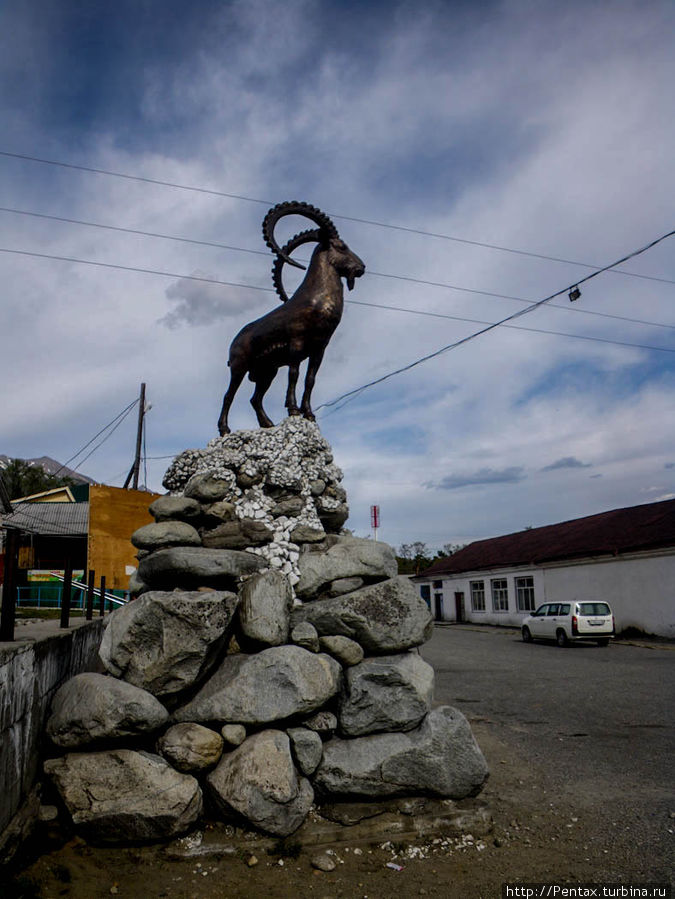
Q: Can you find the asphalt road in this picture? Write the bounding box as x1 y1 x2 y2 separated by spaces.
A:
421 625 675 799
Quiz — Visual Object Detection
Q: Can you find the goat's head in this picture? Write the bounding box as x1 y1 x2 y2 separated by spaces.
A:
325 236 365 291
263 201 365 302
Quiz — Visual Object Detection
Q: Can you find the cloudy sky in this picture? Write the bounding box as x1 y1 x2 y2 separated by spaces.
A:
1 0 674 551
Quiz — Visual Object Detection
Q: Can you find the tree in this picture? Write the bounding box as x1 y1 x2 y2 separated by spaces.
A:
437 543 466 559
396 541 433 575
1 458 76 500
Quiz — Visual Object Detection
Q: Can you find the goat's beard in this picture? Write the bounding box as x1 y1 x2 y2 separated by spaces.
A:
346 275 355 291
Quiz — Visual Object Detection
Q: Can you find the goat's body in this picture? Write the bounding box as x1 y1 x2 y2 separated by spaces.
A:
217 207 364 435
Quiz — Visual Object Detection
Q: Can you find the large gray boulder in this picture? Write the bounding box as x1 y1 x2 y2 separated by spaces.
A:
296 536 397 598
149 494 202 522
46 673 169 749
138 546 263 590
337 653 434 736
173 646 342 726
238 570 293 646
206 730 313 836
44 750 202 843
291 576 433 653
314 706 488 799
131 520 201 551
99 590 238 698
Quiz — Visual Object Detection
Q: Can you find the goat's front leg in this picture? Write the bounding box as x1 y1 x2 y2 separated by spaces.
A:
300 349 325 421
218 365 246 436
285 363 301 416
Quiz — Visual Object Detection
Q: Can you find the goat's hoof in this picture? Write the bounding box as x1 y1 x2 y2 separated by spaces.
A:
218 425 230 436
287 408 301 417
302 412 316 422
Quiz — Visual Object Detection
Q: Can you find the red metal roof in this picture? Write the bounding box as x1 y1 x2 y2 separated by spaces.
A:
418 497 675 578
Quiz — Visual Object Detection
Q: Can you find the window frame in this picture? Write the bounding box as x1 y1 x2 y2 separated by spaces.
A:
491 578 509 612
515 575 536 612
470 579 486 612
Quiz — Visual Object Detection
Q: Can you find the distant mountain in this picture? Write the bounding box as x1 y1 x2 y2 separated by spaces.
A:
0 455 97 486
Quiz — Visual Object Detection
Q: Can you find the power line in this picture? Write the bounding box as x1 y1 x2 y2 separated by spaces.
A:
1 151 672 285
53 398 139 478
3 205 675 311
0 247 275 293
2 243 674 340
0 206 270 259
318 228 675 414
71 402 139 474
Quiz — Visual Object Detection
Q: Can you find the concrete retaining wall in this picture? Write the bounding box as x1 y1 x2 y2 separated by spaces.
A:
0 619 105 860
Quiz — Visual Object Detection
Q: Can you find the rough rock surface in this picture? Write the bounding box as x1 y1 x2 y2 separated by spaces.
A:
295 536 397 598
314 705 489 799
162 418 348 585
131 521 201 551
221 724 247 747
148 495 202 522
40 418 488 846
206 730 313 836
99 590 239 698
138 546 263 590
173 646 342 725
46 673 169 749
319 635 364 667
291 576 434 653
44 750 202 843
287 727 324 776
238 570 293 646
156 723 223 772
337 652 434 736
290 621 320 652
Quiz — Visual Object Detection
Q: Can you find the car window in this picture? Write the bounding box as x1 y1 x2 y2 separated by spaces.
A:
578 602 611 616
534 605 548 616
559 604 570 614
547 604 560 616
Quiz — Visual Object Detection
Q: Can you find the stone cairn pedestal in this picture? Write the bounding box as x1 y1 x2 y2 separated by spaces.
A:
43 418 488 844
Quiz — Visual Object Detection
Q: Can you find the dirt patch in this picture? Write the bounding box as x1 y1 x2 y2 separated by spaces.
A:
5 720 672 898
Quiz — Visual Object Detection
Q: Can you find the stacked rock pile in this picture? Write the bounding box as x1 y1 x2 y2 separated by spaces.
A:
43 418 488 844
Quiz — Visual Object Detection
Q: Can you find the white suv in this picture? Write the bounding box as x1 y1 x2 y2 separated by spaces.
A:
522 601 614 647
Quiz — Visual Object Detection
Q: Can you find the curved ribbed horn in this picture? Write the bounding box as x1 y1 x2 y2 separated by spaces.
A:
262 201 338 268
271 229 322 302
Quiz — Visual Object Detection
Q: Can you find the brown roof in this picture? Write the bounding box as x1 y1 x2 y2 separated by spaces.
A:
418 497 675 578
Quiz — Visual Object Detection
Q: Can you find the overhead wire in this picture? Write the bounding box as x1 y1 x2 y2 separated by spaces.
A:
2 206 675 333
52 398 139 478
0 247 674 364
318 228 675 415
72 402 139 474
0 151 672 285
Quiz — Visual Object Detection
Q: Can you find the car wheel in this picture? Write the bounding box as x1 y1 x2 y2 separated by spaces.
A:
522 626 532 643
596 638 610 647
556 628 568 647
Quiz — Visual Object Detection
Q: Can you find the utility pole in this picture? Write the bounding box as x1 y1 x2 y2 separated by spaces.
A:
123 383 146 490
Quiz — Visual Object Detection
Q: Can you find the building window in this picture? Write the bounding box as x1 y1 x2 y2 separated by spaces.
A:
419 584 431 609
470 580 485 612
515 575 535 612
433 580 443 589
491 578 509 612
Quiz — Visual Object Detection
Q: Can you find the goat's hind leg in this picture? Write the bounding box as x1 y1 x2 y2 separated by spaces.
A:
250 368 277 428
285 363 301 416
217 365 246 436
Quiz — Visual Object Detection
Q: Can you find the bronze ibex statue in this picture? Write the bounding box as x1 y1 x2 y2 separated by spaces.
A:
217 201 365 435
